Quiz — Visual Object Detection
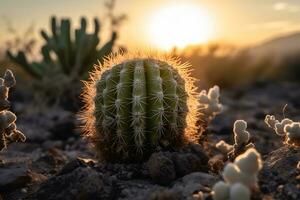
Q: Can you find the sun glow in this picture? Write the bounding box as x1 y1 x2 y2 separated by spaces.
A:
149 4 214 50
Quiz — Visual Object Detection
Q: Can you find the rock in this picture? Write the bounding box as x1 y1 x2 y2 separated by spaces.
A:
48 110 76 140
26 167 107 200
28 171 47 184
42 140 63 149
148 189 181 200
190 143 209 164
173 153 206 177
173 144 209 177
208 155 224 173
148 152 176 185
30 155 57 174
264 146 300 180
115 180 163 200
29 148 68 176
30 148 69 175
172 172 217 199
260 146 300 199
147 144 209 185
210 115 234 134
57 159 84 176
18 123 51 142
176 172 217 188
0 163 31 192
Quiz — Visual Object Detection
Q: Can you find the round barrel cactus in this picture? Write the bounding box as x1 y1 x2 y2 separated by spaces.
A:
80 53 199 162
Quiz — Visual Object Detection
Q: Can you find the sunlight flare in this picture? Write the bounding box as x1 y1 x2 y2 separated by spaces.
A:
149 4 214 50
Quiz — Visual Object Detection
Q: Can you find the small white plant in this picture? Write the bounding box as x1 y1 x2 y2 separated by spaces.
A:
265 115 300 146
212 148 263 200
198 85 223 122
216 120 254 160
233 120 250 146
0 70 25 151
264 115 278 129
216 140 233 155
275 118 293 136
284 122 300 146
212 182 250 200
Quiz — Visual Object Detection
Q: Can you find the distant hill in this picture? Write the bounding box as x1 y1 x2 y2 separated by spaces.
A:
249 32 300 60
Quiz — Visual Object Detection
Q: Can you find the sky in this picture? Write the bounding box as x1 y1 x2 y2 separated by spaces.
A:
1 0 300 50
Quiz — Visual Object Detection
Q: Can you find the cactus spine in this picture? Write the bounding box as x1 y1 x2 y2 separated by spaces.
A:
81 53 199 162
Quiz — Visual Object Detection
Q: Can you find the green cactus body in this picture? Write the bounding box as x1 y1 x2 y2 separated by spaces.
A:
6 16 118 107
7 16 116 81
81 53 199 162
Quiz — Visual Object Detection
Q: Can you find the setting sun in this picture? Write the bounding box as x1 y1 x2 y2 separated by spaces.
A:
149 4 214 50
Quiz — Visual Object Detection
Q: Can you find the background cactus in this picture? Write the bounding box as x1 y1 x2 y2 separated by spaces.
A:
7 16 117 80
6 16 117 108
80 53 199 162
0 70 25 151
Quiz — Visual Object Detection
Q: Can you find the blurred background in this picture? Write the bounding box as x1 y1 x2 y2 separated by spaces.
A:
2 2 300 199
1 0 300 110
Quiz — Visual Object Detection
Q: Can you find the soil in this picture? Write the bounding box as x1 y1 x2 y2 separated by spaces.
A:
0 81 299 200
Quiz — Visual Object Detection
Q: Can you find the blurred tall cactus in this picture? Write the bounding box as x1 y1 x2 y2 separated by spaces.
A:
6 16 118 108
7 16 117 80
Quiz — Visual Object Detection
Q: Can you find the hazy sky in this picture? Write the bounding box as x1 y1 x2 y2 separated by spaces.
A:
1 0 300 49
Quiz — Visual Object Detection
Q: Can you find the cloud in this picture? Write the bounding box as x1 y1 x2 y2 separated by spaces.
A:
273 2 299 12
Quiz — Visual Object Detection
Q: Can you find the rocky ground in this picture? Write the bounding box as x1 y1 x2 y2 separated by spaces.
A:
0 81 299 200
